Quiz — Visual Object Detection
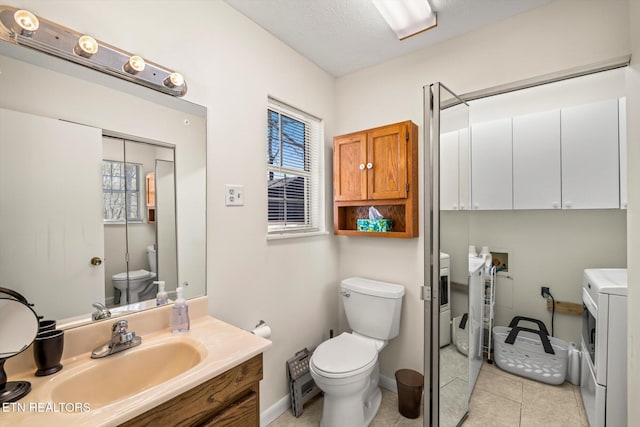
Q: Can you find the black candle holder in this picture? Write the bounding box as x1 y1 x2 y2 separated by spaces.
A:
33 329 64 376
38 320 56 333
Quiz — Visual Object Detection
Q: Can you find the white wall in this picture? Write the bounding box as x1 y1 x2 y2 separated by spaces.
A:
15 0 339 413
336 0 631 378
626 0 640 421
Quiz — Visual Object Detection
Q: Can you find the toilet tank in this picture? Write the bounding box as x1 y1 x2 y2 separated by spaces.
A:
147 245 157 273
341 277 405 340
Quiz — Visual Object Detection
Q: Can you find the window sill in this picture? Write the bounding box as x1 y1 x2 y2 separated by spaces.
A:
266 230 330 241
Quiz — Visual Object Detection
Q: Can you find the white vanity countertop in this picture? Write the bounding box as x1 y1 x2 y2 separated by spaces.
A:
4 313 272 426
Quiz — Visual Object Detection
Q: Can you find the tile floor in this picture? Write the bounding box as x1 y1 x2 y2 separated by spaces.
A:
268 358 589 427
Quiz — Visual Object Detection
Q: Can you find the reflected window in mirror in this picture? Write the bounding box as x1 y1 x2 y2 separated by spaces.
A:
102 160 142 223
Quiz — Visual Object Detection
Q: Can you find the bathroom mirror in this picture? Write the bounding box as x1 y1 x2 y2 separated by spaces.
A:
0 41 206 327
103 137 178 307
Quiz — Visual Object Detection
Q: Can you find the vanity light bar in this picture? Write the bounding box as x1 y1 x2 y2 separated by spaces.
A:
0 5 187 97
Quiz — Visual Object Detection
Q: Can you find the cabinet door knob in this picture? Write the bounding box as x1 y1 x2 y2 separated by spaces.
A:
359 163 365 170
565 201 572 209
552 202 559 209
366 162 373 169
460 204 465 210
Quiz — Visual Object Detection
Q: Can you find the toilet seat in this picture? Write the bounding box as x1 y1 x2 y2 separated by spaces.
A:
311 333 378 379
112 269 152 281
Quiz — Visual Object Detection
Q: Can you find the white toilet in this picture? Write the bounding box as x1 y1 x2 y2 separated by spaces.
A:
310 277 405 427
112 245 157 304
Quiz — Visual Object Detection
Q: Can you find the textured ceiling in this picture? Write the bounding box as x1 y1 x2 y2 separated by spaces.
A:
224 0 553 76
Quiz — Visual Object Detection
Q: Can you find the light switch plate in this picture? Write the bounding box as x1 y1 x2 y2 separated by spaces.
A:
225 185 244 206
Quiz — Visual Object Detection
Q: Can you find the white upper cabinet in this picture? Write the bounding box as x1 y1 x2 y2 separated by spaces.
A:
619 97 627 209
561 99 620 209
471 118 512 210
440 130 460 211
512 110 561 209
440 128 470 211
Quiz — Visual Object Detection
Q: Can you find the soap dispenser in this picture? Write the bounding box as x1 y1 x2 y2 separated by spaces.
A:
154 281 168 306
171 286 190 333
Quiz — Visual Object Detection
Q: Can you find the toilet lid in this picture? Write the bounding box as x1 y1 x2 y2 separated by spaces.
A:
112 269 151 281
311 333 377 376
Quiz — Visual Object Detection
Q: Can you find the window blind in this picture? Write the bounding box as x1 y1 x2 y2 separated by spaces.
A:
267 98 323 234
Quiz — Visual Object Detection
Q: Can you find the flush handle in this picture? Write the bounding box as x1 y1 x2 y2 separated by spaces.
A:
90 257 103 266
340 291 350 297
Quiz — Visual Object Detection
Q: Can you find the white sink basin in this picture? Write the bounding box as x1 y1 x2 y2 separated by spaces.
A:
49 337 205 407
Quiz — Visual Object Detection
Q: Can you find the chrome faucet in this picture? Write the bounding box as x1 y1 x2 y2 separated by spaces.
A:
91 320 142 359
91 302 111 321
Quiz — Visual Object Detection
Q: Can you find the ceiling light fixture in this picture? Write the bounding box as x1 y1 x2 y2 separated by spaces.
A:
372 0 437 40
0 5 187 96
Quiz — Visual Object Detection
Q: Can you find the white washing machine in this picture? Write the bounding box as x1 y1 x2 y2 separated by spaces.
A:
440 252 451 347
580 268 627 427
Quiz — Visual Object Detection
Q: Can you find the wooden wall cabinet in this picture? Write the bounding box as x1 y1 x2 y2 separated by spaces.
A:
122 354 263 427
333 120 418 238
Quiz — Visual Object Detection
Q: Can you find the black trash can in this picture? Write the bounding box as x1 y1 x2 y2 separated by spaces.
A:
395 369 424 419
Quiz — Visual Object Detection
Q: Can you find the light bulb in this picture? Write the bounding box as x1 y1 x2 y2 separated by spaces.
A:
74 35 99 58
164 72 184 88
13 10 39 36
124 55 145 74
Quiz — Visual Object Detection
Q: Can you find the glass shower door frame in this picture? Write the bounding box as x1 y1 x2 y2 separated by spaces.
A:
423 82 469 426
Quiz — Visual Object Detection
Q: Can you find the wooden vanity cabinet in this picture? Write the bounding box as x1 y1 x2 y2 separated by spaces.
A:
122 354 263 427
333 120 418 238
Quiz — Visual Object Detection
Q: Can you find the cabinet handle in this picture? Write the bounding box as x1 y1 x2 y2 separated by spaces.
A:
453 204 458 210
552 202 559 209
359 163 365 170
460 204 465 210
565 201 572 209
367 163 373 169
474 204 479 210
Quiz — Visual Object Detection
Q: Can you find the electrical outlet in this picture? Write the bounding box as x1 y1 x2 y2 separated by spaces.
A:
541 286 550 298
225 185 244 206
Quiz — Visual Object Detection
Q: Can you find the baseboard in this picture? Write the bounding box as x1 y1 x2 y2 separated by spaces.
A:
379 373 398 394
260 394 290 427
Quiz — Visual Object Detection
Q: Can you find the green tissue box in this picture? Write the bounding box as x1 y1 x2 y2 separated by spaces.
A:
357 219 393 232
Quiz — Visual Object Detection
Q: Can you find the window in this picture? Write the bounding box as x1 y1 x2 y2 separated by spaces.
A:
102 160 142 222
267 98 323 235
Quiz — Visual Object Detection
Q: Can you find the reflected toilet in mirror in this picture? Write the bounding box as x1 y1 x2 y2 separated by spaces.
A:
0 297 39 403
112 245 157 305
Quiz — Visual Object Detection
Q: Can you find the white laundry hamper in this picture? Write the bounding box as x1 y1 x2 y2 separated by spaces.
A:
493 316 568 385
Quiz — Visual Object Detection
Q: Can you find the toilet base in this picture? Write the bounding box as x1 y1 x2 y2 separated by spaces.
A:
319 385 381 427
